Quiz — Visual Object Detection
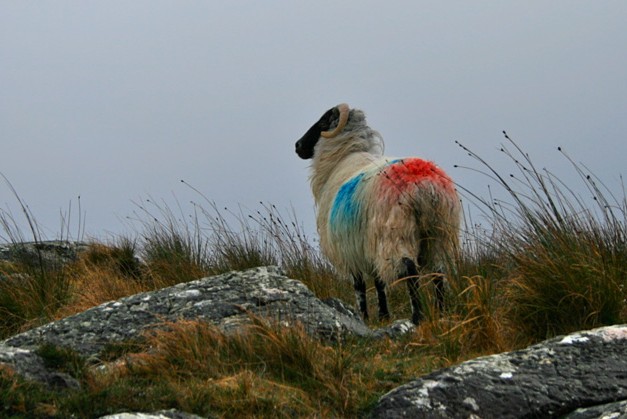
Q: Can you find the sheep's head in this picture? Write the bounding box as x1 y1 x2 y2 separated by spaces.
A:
295 103 350 159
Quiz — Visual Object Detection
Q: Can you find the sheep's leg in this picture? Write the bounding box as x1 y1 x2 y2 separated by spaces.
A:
353 274 369 321
417 239 446 313
374 278 390 321
403 257 423 325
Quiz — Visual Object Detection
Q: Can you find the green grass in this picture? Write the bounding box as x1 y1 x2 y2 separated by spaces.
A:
0 136 625 417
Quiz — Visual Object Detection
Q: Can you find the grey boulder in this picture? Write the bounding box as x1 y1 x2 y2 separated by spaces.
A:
3 266 373 360
372 324 627 418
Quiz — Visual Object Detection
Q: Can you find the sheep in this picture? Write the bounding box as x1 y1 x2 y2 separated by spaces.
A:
295 103 461 324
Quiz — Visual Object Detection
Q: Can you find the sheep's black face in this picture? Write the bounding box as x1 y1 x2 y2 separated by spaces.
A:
295 107 339 159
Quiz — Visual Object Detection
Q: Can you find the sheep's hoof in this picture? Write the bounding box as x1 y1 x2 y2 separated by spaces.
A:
411 311 423 325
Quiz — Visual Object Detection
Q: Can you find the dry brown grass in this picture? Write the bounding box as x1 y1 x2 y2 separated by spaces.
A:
412 274 512 363
76 316 437 417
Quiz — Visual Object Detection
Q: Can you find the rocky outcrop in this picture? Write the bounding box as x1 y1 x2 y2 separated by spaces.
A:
371 324 627 418
0 343 81 389
564 399 627 418
0 266 411 387
99 410 209 419
0 240 88 268
3 266 368 355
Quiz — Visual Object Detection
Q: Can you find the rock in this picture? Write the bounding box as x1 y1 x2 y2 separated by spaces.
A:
0 240 88 269
0 240 89 283
3 266 372 355
0 343 80 389
563 399 627 418
371 324 627 418
0 266 377 384
373 319 416 340
98 409 210 419
323 297 415 340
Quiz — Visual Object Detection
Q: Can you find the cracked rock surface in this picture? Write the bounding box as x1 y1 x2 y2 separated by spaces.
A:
1 266 405 386
99 410 210 419
371 324 627 418
2 267 372 360
0 240 88 268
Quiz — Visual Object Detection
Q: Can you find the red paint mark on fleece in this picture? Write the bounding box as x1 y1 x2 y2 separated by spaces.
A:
380 158 455 196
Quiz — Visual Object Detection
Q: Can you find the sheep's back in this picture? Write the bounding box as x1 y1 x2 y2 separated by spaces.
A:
321 157 459 281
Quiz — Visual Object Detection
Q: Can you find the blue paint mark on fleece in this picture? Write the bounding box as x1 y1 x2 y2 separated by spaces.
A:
330 173 365 230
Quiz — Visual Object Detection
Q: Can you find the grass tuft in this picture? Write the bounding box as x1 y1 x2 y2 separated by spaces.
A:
456 133 626 341
57 239 150 319
77 315 442 417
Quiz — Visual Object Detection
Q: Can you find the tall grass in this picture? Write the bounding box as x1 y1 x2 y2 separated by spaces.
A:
131 183 344 301
118 316 359 416
456 132 626 340
56 239 148 319
0 175 78 337
132 197 213 287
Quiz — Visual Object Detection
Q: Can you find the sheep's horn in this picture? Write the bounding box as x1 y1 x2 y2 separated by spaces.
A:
320 103 350 138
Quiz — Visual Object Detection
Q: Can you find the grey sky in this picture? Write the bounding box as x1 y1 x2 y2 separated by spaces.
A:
1 2 626 240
